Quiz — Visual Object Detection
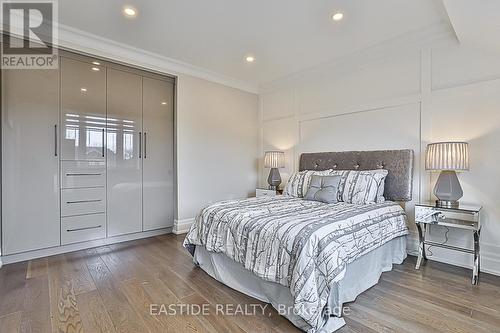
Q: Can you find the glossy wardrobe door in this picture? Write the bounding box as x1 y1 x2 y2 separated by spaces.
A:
142 77 175 230
1 68 60 255
106 69 143 236
60 57 106 161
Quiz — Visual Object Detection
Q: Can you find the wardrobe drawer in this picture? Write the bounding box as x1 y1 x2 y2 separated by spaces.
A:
61 214 106 245
61 188 105 217
61 161 105 189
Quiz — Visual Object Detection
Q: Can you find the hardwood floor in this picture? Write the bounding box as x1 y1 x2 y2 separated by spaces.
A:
1 234 500 333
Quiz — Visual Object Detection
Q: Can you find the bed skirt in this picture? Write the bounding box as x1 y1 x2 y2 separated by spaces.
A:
193 236 407 332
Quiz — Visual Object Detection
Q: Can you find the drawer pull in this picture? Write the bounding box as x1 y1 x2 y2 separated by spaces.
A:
66 173 102 176
66 199 102 204
67 225 102 232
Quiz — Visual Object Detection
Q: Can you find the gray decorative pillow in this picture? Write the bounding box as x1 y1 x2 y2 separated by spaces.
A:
304 175 341 204
284 169 333 198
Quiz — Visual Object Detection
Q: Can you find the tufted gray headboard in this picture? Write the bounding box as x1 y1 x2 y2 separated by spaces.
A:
299 149 414 202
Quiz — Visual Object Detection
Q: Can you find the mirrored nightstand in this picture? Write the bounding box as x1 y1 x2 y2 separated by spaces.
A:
255 188 278 197
415 202 482 284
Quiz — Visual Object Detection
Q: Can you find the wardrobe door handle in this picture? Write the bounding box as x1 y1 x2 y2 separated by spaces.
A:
144 132 147 159
139 132 142 158
102 129 105 157
54 124 58 157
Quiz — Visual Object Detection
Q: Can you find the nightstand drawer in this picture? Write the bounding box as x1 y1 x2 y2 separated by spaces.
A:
416 206 476 221
256 188 277 197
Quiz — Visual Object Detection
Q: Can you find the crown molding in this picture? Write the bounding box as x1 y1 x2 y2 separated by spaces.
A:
259 21 456 93
56 24 258 94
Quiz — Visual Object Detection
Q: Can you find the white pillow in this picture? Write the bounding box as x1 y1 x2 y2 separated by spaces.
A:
375 177 386 203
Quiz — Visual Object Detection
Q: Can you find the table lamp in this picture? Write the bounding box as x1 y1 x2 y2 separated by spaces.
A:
425 142 469 208
264 151 285 190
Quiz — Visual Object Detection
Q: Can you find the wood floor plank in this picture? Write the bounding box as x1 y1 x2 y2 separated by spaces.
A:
97 244 156 284
26 258 48 280
382 265 500 319
181 293 246 333
47 255 83 333
377 279 500 329
172 262 280 333
140 274 212 333
84 252 151 333
0 262 28 317
366 286 497 333
0 312 22 333
62 252 97 296
19 276 51 333
76 290 117 333
119 278 168 333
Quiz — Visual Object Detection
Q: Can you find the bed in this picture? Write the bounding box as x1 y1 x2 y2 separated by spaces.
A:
184 149 414 332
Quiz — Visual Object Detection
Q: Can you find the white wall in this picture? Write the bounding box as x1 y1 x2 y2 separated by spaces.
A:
259 34 500 275
176 74 259 233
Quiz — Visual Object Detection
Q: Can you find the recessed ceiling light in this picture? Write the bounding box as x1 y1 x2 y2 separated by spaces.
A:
123 6 137 18
91 67 100 71
80 87 87 92
161 102 167 105
332 12 344 21
245 56 255 63
92 61 100 65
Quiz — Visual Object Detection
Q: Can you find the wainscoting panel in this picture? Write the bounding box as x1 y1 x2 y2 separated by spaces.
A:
260 116 298 188
297 102 422 230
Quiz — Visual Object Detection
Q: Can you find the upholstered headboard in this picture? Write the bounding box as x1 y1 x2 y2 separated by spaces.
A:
299 149 414 202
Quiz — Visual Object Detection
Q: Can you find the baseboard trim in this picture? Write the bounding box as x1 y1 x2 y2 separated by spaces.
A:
1 227 172 265
173 218 195 235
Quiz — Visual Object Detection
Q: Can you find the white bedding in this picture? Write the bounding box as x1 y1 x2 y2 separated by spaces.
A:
184 196 408 332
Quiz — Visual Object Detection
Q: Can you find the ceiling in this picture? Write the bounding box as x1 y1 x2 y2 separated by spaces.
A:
59 0 450 86
443 0 500 53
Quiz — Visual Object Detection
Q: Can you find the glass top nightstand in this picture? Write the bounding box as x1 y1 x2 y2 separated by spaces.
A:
414 202 482 285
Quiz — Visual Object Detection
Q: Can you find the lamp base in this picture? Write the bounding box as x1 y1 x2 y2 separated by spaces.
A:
434 170 463 208
435 200 460 208
267 168 282 190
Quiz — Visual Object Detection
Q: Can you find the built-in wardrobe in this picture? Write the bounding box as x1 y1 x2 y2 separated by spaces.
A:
1 50 175 258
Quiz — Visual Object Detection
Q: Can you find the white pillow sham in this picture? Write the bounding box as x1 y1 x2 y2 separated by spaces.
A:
285 169 388 204
334 169 388 205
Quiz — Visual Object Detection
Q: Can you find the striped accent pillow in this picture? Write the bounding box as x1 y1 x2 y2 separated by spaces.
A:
330 169 388 205
284 169 333 198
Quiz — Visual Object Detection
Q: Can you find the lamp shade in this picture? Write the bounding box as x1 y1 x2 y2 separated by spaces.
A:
425 142 469 171
264 151 285 168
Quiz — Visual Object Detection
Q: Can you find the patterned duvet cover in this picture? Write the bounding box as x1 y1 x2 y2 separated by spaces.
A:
184 196 408 332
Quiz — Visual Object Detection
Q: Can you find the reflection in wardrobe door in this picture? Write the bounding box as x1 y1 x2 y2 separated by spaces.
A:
143 77 174 230
107 69 143 237
60 57 106 161
1 68 60 255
